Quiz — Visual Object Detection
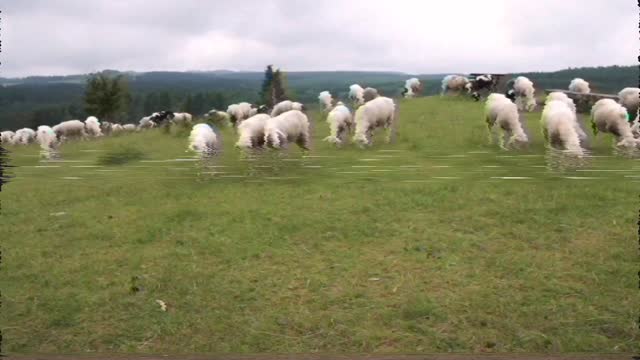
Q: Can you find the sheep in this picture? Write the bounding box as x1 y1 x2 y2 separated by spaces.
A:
264 110 311 150
84 116 103 137
235 114 271 150
590 98 639 149
204 109 232 127
171 112 193 127
569 78 591 94
545 92 587 143
149 111 174 127
226 102 254 126
441 75 470 96
188 123 218 156
100 121 113 136
323 102 354 146
349 84 365 106
318 91 334 112
111 124 124 134
467 74 494 101
403 78 421 98
36 125 59 150
1 131 15 145
270 100 304 117
541 100 585 156
631 113 640 139
123 124 137 132
52 120 86 141
352 96 396 147
138 116 157 130
363 87 379 103
12 128 36 145
484 93 528 149
511 76 536 112
618 87 640 119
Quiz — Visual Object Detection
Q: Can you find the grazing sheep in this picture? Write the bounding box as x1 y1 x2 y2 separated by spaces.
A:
149 111 174 127
52 120 87 141
270 100 304 117
318 91 334 111
511 76 536 112
363 87 379 103
100 121 113 136
264 110 311 150
631 113 640 139
138 116 157 130
352 96 396 147
349 84 365 106
569 78 591 94
323 102 354 146
467 75 495 100
170 112 193 127
441 75 470 96
36 125 59 150
205 109 232 127
618 87 640 119
12 128 37 145
188 123 218 156
111 124 124 134
403 78 422 98
590 98 639 149
123 124 137 132
545 92 586 142
85 116 103 137
541 100 585 156
235 114 271 150
1 131 15 145
484 93 528 149
227 102 254 126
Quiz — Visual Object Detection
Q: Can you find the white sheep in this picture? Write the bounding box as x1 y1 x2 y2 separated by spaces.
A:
512 76 536 112
111 124 124 134
441 75 469 96
318 91 334 112
227 102 254 126
188 123 218 156
541 100 584 156
100 121 113 136
545 92 587 143
84 116 103 137
170 112 193 127
352 96 396 147
618 87 640 118
270 100 304 117
52 120 86 141
205 109 232 127
631 113 640 139
569 78 591 94
12 128 37 145
235 114 271 150
323 102 353 146
403 78 421 98
123 124 137 132
484 94 528 149
349 84 365 106
1 131 15 145
264 110 311 150
363 87 379 103
590 98 639 149
36 125 59 150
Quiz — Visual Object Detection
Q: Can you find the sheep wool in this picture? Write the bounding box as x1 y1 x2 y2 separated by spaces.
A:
352 96 396 147
188 123 218 155
323 102 353 145
264 110 311 150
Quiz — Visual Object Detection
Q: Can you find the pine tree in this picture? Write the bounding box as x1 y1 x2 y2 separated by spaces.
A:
260 65 275 107
84 72 131 122
272 69 288 104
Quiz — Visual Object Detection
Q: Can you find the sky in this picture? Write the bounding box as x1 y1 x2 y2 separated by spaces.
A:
2 0 638 77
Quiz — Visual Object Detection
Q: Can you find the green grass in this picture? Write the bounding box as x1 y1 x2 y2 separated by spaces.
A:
1 96 638 354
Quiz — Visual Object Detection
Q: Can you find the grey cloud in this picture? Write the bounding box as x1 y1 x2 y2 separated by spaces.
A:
2 0 637 77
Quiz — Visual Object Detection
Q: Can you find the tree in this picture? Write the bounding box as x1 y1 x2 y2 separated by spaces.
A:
84 73 131 122
260 65 275 107
271 69 289 105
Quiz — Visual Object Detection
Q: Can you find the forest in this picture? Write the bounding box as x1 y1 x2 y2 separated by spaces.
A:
0 65 636 131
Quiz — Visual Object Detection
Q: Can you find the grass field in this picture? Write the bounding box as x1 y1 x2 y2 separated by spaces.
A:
1 96 638 354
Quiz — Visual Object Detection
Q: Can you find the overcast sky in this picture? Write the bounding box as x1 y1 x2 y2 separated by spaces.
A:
2 0 637 77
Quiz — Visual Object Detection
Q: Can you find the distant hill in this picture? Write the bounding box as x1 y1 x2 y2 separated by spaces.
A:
0 65 636 131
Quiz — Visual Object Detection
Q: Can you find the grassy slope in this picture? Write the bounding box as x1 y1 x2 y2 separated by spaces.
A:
1 96 638 353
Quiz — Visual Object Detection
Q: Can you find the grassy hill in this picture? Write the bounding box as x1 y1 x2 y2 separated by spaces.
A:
1 96 637 353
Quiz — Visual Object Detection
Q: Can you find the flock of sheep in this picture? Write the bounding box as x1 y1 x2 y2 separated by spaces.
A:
1 74 639 160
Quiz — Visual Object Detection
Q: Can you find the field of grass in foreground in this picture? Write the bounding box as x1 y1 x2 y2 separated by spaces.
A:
1 96 638 354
